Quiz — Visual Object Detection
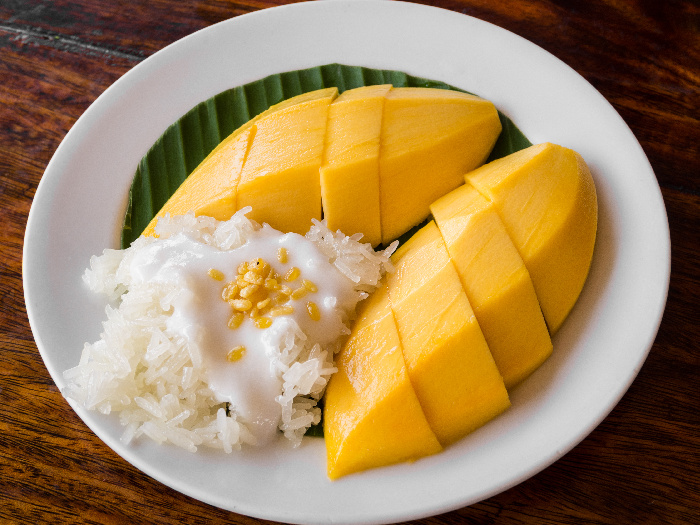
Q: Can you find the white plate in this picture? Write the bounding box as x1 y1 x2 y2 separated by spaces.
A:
23 1 670 523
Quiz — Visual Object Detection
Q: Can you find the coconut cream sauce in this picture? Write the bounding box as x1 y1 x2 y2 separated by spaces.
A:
128 225 358 444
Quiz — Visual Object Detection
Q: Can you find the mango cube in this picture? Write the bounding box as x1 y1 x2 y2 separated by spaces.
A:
467 143 598 332
320 85 391 246
324 284 442 480
141 127 254 237
431 184 552 388
379 88 502 244
388 221 510 446
236 88 338 234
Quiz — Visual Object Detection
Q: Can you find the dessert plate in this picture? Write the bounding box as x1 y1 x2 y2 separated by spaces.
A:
24 1 670 523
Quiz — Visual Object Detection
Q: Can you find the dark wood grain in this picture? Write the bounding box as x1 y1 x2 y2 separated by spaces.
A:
1 1 698 524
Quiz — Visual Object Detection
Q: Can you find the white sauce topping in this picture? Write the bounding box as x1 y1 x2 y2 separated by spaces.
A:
126 224 358 444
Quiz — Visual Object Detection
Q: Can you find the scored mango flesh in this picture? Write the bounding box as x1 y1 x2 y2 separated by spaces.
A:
431 184 552 388
379 88 502 244
237 92 336 234
141 127 253 237
142 88 340 237
143 85 501 244
140 86 597 480
467 143 598 333
320 85 391 247
323 283 442 480
387 221 510 446
325 143 596 479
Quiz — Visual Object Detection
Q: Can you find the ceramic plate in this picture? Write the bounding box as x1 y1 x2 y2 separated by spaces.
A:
24 1 670 523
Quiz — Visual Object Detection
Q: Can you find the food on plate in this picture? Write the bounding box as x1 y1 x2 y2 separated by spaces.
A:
386 221 510 445
68 66 598 480
64 210 396 451
466 143 598 332
320 84 392 247
378 88 502 244
323 283 442 480
324 145 597 478
430 184 552 388
141 89 339 237
237 88 338 234
142 127 253 235
142 85 501 245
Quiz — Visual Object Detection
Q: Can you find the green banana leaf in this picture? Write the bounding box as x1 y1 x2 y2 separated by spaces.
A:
121 63 531 248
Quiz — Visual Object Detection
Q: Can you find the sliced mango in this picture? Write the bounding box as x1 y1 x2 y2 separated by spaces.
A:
236 88 338 234
202 88 341 171
466 143 598 333
320 85 391 246
387 221 510 446
141 127 254 237
144 86 506 243
379 88 502 244
431 184 552 388
324 283 442 480
143 89 343 237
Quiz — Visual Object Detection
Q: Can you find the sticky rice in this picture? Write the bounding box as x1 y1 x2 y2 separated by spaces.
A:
63 209 396 452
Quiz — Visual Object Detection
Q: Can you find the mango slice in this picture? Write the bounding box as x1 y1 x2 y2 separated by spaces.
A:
236 88 338 234
387 221 511 446
142 89 342 237
379 88 502 244
320 85 391 246
141 127 254 237
466 143 598 333
431 184 552 388
323 283 442 480
144 86 504 244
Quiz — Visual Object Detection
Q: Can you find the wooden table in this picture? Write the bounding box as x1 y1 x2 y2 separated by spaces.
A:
2 1 698 523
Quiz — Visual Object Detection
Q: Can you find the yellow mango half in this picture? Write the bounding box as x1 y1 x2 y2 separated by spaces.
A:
236 88 338 234
466 143 598 333
320 85 391 246
387 221 510 446
431 184 552 388
141 127 254 237
324 283 442 480
379 88 502 244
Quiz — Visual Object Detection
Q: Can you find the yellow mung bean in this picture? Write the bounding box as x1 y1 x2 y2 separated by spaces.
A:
256 298 271 310
227 345 246 362
208 268 225 281
253 316 272 329
277 247 288 264
306 301 321 321
221 283 238 301
220 255 320 332
273 294 290 305
231 299 252 311
227 312 244 329
270 305 294 316
239 284 259 298
302 279 317 293
244 271 263 285
291 287 308 300
284 267 301 282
